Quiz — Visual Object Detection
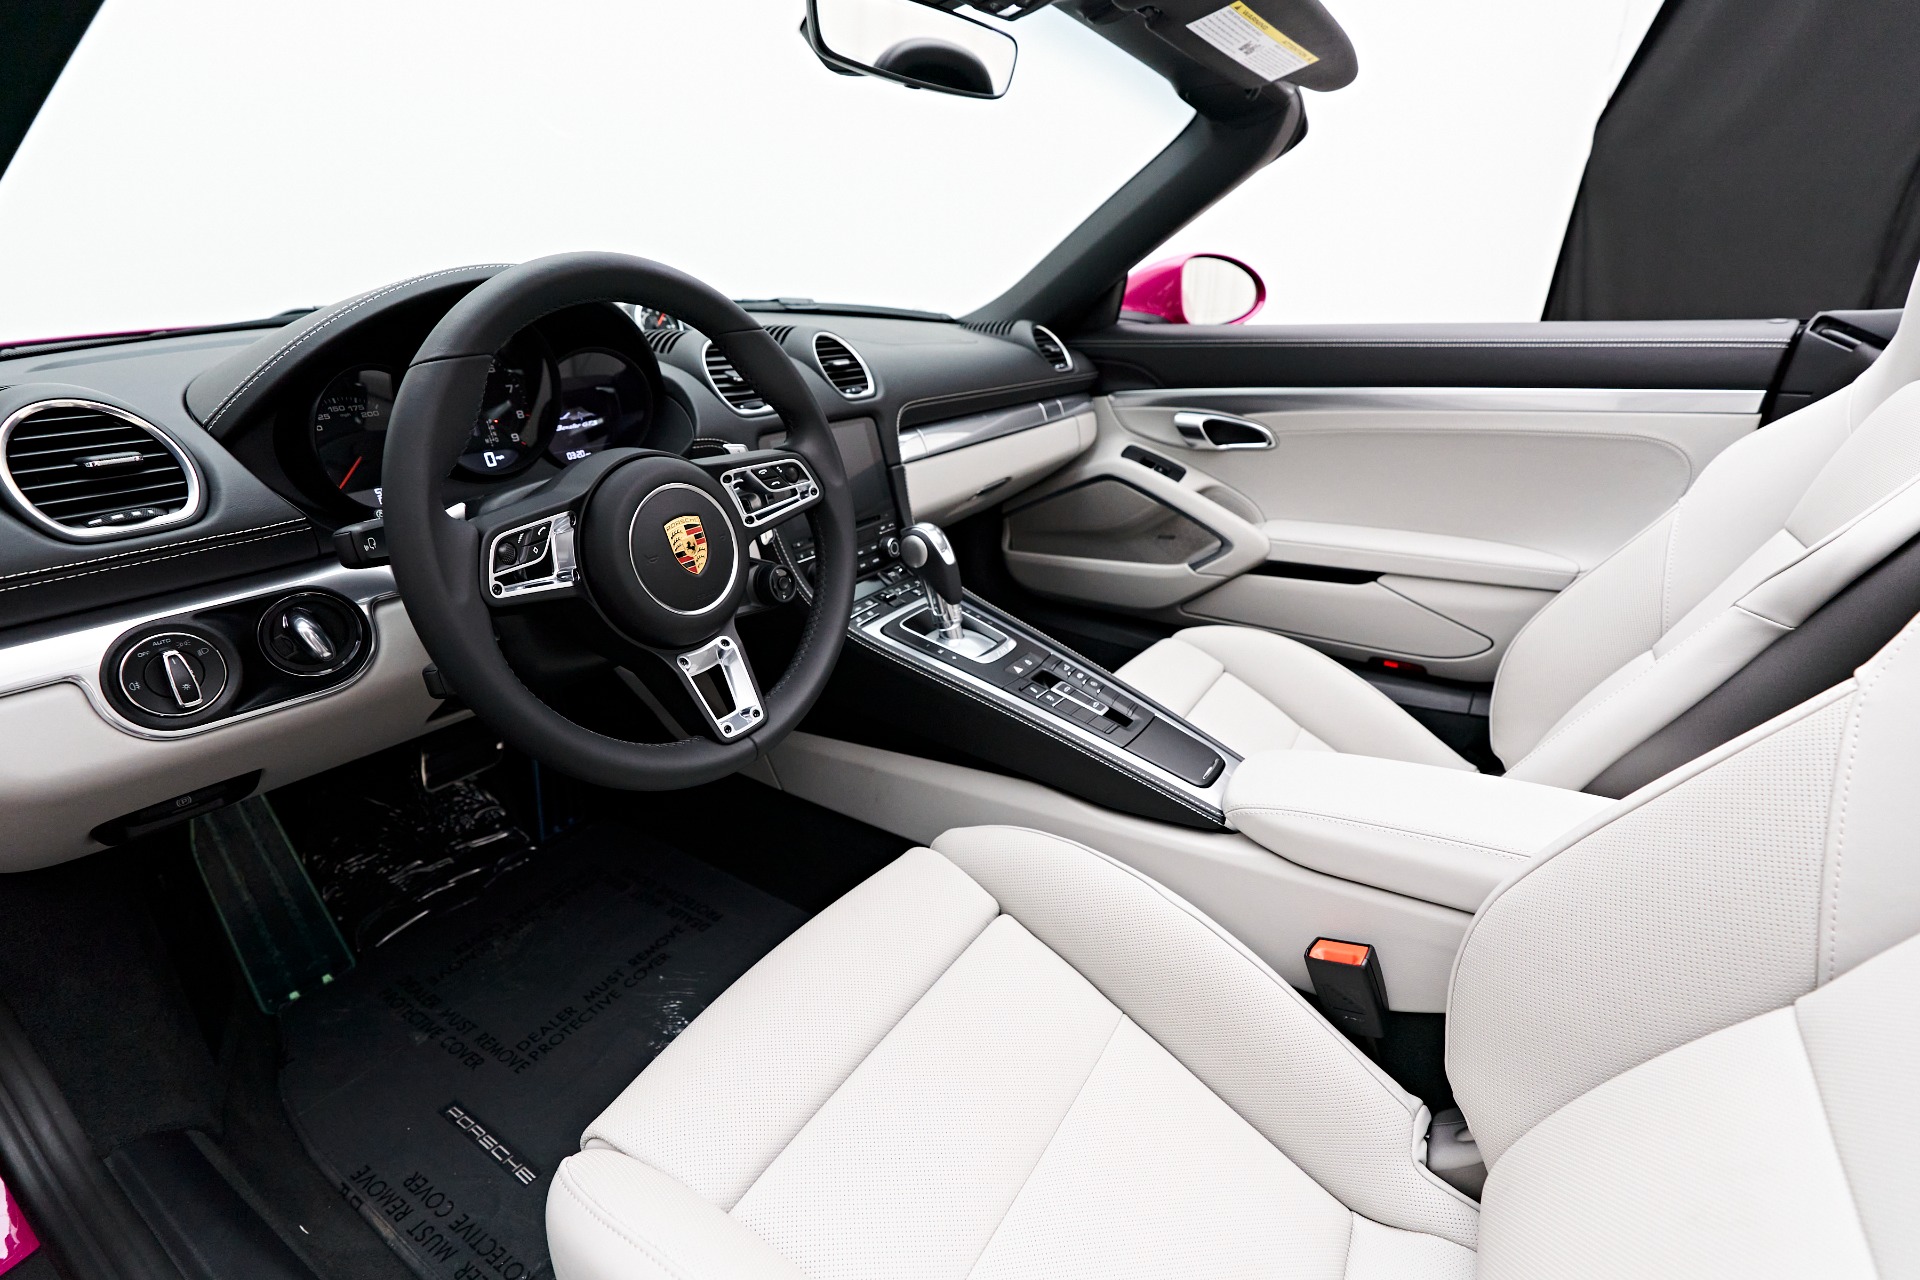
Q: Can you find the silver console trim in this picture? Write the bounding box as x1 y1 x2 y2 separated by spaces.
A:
1111 386 1768 416
898 395 1094 463
852 596 1236 814
0 561 396 741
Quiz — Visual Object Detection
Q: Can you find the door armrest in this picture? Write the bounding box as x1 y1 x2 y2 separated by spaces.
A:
1224 752 1611 911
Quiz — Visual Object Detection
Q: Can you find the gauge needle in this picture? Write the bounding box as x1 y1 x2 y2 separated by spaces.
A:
338 455 363 490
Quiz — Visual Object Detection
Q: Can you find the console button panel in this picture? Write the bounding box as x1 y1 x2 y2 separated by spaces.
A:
852 569 1230 797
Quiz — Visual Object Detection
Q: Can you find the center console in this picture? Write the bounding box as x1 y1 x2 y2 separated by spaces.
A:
773 415 1237 831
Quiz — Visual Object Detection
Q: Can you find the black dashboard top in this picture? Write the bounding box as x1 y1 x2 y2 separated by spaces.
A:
0 264 1091 632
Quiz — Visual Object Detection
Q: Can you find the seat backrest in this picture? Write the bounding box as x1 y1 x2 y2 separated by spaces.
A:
1489 265 1920 790
1449 609 1920 1205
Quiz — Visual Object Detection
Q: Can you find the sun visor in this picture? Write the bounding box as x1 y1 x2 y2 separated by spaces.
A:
1128 0 1356 94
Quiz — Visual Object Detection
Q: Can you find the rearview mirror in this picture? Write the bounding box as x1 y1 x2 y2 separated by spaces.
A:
806 0 1018 99
1123 254 1267 325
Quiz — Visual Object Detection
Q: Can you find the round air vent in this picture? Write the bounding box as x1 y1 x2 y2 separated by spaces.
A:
0 399 203 541
813 332 876 399
701 342 773 415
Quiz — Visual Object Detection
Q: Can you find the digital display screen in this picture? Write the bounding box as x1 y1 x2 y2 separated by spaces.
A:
830 420 891 521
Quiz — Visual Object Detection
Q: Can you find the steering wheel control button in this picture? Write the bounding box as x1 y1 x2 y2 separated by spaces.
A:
257 592 366 677
720 456 821 528
487 513 578 600
116 629 232 719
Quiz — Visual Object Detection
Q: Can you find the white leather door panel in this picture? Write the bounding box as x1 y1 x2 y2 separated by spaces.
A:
1005 390 1760 680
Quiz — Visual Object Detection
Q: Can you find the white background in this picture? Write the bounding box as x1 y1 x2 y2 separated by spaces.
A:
0 0 1659 341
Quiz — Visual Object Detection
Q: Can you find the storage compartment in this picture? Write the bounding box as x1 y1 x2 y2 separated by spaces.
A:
1007 478 1223 565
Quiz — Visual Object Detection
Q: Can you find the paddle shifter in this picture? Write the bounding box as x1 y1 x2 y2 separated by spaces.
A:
899 522 965 641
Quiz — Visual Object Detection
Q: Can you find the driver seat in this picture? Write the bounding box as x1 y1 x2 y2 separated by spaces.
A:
546 620 1920 1278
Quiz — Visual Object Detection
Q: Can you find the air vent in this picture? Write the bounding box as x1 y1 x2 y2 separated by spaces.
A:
1 400 201 541
813 333 875 399
762 324 796 345
963 320 1018 336
702 343 771 415
1031 325 1073 372
643 328 688 356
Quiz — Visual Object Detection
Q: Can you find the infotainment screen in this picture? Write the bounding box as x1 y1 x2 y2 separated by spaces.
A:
830 420 892 521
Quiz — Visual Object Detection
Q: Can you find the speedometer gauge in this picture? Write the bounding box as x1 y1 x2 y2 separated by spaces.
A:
312 366 395 508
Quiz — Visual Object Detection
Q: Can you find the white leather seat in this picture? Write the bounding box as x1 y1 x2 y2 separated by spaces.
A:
1120 266 1920 790
547 614 1920 1279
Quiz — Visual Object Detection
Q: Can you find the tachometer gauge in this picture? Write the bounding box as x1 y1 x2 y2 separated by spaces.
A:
312 366 396 508
456 336 553 477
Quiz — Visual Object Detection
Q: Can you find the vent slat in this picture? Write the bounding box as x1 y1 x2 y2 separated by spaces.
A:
3 402 196 535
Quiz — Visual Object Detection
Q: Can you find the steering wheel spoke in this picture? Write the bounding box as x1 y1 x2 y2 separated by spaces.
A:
662 625 765 742
699 449 825 532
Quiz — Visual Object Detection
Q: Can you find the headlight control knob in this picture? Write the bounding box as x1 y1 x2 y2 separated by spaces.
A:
115 629 232 719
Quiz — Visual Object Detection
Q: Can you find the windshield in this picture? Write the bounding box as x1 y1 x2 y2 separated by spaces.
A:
0 0 1193 343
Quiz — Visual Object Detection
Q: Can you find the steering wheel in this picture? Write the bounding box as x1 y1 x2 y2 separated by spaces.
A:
384 252 856 790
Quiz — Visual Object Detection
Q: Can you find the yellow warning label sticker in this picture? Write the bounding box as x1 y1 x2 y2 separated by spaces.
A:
1187 2 1319 82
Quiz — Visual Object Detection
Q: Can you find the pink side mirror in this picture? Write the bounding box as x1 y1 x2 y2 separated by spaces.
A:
1122 253 1266 325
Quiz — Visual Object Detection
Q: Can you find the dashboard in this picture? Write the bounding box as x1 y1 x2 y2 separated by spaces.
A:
0 262 1094 871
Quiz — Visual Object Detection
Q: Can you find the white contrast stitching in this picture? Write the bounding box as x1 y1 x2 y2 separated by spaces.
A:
0 519 307 586
0 525 309 595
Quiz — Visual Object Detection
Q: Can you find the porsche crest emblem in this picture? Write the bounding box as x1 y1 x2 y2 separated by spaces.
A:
663 515 709 575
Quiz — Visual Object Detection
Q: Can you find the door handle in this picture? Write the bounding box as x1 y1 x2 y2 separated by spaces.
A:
1172 411 1275 451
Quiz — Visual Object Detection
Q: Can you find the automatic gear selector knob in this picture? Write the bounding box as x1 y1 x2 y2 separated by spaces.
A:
899 522 965 639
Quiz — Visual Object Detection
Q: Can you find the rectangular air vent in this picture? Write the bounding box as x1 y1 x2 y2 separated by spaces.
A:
762 324 796 345
813 333 875 399
644 328 688 356
1 400 200 540
702 343 771 414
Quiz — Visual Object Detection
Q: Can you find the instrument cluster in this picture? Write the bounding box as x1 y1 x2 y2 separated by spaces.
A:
292 304 670 513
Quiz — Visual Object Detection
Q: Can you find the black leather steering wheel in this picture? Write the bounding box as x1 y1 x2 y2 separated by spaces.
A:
384 252 856 790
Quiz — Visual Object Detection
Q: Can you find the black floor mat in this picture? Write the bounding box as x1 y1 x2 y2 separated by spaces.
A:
279 825 804 1280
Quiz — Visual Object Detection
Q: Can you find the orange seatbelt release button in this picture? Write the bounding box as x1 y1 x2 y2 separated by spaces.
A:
1304 936 1388 1039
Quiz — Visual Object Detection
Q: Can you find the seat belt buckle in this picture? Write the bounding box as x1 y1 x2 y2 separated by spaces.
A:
1304 938 1388 1039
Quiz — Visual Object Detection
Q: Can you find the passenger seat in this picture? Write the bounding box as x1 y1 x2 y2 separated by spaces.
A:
1119 265 1920 792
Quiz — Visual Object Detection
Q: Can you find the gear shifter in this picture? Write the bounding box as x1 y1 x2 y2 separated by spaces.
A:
899 522 965 641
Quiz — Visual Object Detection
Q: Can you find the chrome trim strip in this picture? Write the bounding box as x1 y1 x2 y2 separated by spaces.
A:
1109 386 1768 415
0 399 206 542
0 561 396 741
899 394 1094 463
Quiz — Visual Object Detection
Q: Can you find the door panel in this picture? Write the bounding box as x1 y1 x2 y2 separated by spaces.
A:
1004 322 1794 681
